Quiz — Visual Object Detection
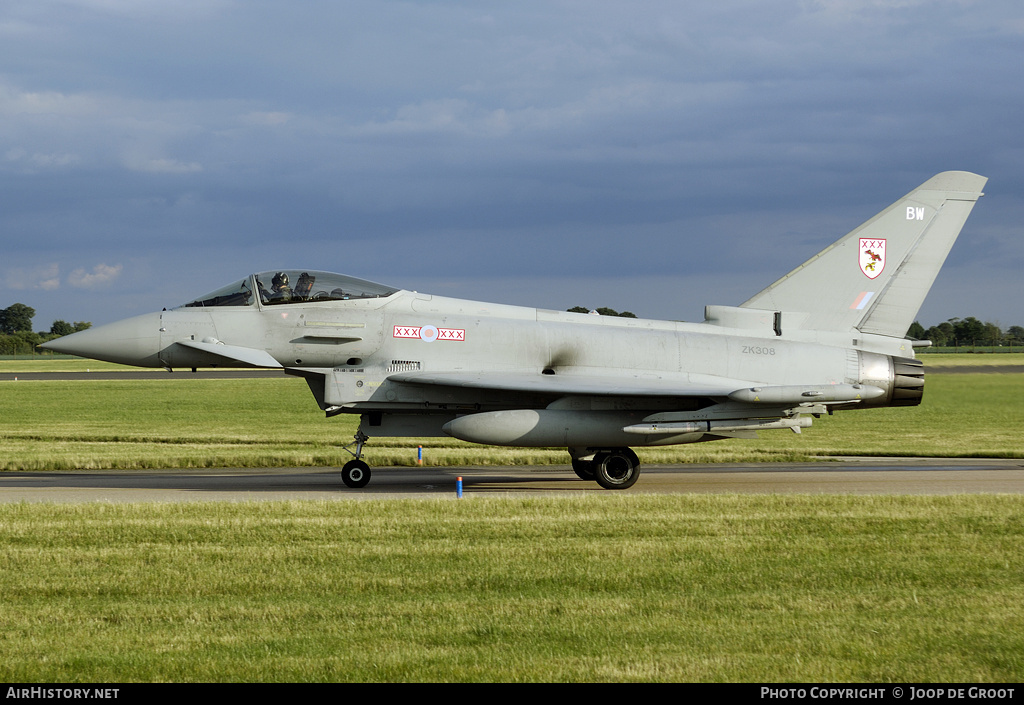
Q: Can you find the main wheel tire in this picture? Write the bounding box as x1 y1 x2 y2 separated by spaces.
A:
593 449 640 490
341 459 371 488
571 458 596 481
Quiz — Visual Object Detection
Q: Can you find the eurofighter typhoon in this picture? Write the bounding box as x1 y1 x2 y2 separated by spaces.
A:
42 172 987 489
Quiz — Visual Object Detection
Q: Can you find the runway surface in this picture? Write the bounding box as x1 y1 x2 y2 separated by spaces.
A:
2 458 1023 503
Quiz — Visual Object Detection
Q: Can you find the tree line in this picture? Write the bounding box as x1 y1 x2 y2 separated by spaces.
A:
0 303 91 355
568 306 637 318
908 317 1024 348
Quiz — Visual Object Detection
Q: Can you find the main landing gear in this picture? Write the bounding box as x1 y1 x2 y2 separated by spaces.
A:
341 430 372 488
570 448 641 490
340 434 641 491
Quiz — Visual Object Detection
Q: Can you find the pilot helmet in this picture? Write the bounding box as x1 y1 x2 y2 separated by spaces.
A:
272 272 289 288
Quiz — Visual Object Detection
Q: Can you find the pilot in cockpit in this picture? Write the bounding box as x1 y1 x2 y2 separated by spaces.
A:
271 272 293 302
258 272 293 304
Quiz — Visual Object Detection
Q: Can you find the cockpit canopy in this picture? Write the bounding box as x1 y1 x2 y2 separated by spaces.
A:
178 270 399 308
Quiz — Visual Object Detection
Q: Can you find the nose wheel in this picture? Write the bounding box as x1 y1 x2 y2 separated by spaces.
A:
341 430 372 488
341 459 371 488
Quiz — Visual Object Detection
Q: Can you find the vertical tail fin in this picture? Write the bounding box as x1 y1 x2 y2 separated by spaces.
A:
740 171 987 337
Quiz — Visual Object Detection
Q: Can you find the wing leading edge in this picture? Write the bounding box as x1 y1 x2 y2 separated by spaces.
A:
387 369 746 398
387 370 883 405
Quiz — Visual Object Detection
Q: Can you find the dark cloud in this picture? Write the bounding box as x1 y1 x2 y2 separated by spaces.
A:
1 0 1022 330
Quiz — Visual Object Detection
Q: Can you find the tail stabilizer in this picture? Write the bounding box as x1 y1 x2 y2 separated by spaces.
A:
740 171 987 337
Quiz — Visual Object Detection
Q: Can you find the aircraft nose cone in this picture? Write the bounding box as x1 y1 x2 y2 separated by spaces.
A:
39 312 164 367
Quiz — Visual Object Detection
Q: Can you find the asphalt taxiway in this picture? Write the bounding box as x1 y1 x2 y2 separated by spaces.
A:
2 458 1023 503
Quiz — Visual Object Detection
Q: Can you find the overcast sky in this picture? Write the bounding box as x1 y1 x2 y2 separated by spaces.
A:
2 0 1022 331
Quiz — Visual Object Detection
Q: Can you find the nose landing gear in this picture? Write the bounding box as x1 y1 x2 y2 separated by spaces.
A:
341 430 372 488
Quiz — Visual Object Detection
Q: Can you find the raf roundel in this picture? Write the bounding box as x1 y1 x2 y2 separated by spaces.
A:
392 324 466 342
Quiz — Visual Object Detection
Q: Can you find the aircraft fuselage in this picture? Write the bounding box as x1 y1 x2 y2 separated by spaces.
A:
40 171 986 489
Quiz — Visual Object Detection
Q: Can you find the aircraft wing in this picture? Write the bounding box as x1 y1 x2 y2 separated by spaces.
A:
388 370 753 398
387 370 884 404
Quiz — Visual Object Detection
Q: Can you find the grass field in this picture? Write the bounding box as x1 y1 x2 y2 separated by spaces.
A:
917 352 1024 368
1 495 1022 682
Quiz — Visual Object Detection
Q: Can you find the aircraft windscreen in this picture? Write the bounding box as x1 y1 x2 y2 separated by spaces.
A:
255 270 398 305
179 278 255 308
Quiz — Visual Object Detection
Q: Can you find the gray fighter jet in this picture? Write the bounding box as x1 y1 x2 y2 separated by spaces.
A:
42 171 987 489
